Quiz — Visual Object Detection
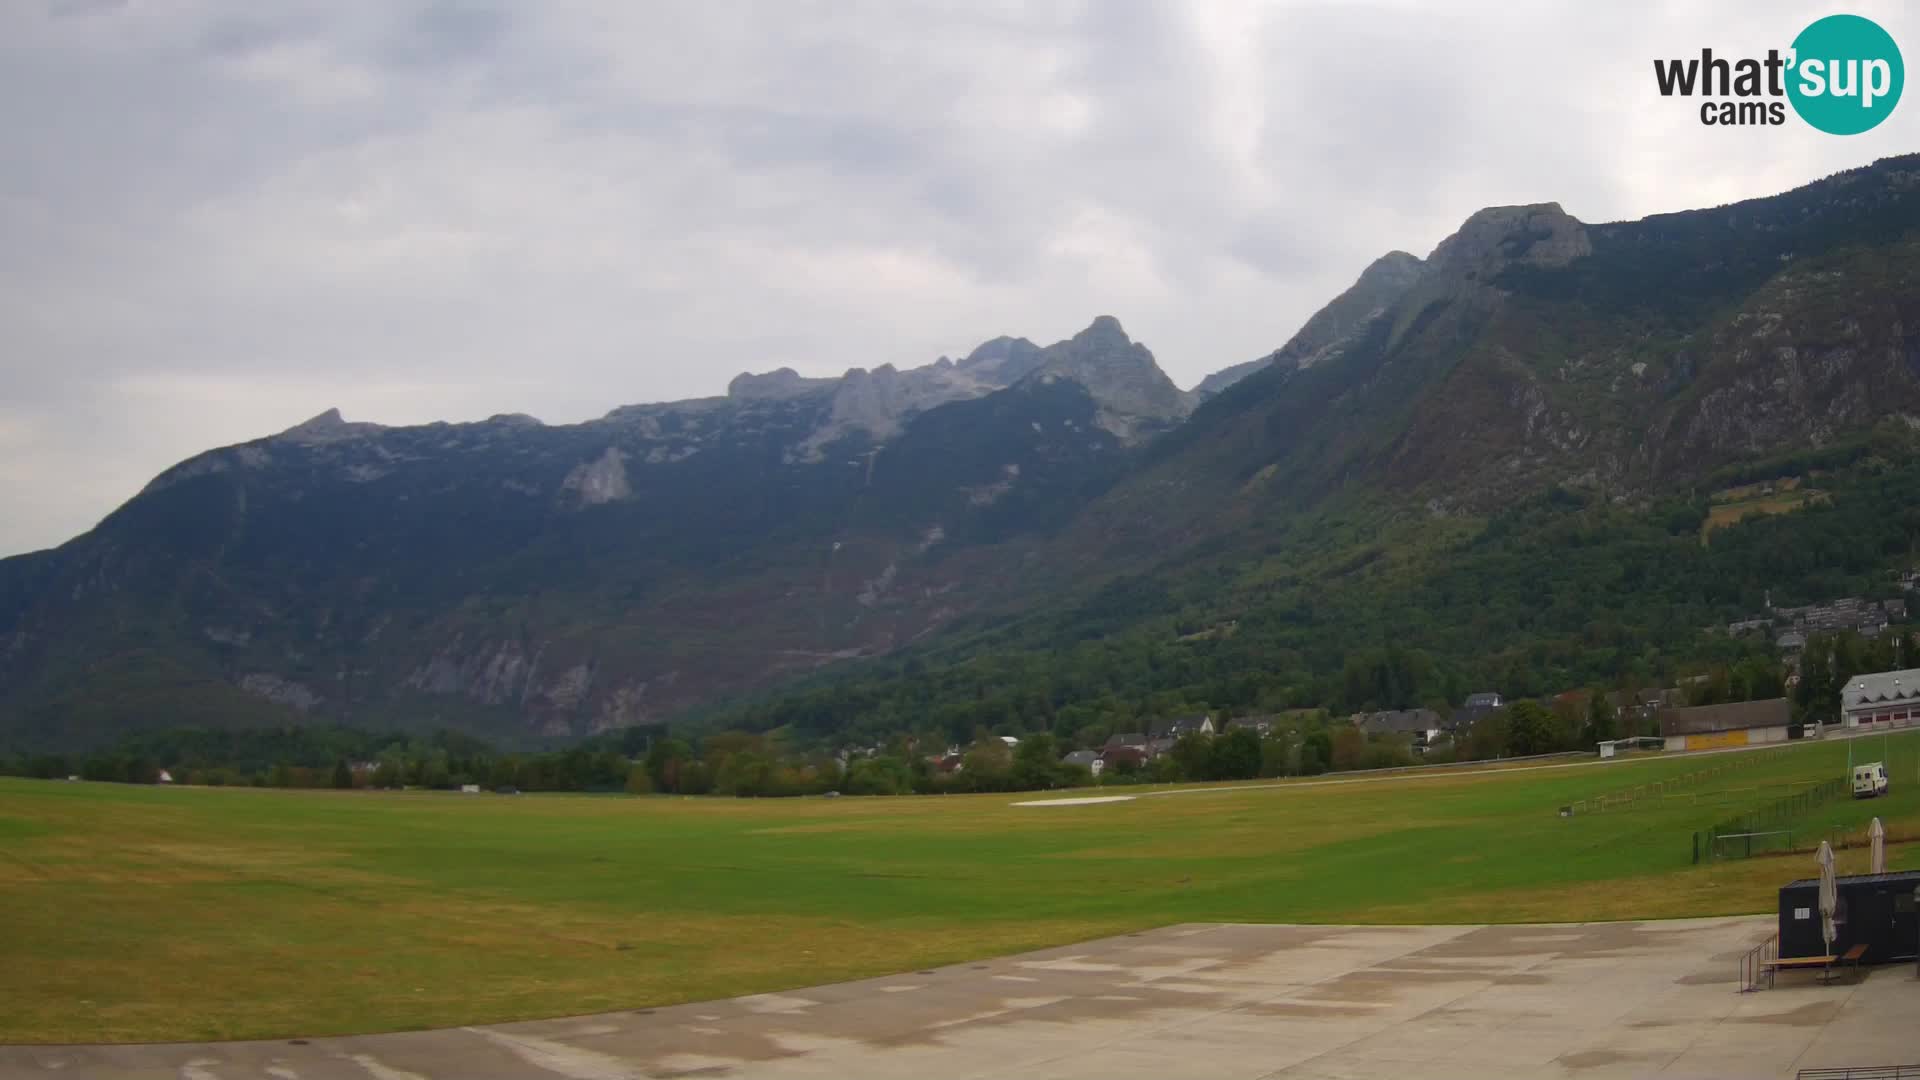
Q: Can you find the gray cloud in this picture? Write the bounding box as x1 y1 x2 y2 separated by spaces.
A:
2 0 1916 554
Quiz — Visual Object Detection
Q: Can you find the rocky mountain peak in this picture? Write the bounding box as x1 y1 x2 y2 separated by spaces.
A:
1024 316 1190 440
1079 314 1130 343
1358 250 1425 289
1193 248 1433 401
1427 202 1591 276
958 336 1045 383
275 408 383 445
727 367 835 401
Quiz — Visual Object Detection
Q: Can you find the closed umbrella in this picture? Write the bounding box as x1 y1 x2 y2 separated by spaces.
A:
1817 840 1838 955
1869 817 1886 875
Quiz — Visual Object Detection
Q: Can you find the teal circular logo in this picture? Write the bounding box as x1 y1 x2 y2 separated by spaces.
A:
1787 14 1903 135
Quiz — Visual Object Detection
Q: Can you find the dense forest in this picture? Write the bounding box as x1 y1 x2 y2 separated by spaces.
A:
687 447 1920 749
7 443 1917 795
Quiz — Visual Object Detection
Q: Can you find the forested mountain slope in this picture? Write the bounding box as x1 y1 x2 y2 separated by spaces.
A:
6 155 1920 750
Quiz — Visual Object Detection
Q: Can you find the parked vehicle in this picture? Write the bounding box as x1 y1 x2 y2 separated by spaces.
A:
1851 762 1889 798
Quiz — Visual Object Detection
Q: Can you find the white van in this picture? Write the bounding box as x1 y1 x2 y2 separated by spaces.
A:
1852 761 1889 798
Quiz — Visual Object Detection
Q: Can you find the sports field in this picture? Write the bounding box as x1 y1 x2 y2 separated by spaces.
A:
2 733 1916 1044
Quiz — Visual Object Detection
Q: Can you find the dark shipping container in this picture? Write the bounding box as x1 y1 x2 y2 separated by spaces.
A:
1778 870 1920 962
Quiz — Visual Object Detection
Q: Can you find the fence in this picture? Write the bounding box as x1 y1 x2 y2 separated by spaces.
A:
1565 748 1778 816
1797 1068 1920 1079
1692 776 1849 863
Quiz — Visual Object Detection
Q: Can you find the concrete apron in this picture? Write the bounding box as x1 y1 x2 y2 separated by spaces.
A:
4 916 1916 1079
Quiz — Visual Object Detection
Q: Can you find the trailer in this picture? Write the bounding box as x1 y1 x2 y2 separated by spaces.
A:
1778 870 1920 963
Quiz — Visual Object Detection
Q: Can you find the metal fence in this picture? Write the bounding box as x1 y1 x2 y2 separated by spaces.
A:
1566 749 1775 816
1797 1067 1920 1079
1692 776 1849 863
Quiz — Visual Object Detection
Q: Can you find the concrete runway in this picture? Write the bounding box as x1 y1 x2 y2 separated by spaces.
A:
5 916 1916 1079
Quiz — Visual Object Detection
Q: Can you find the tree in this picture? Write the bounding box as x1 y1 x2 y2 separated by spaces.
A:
1328 727 1365 772
1208 729 1262 781
1009 734 1063 790
1299 731 1332 776
330 759 354 789
624 763 653 795
1583 688 1617 747
843 756 912 796
1258 734 1292 778
1504 701 1558 756
646 738 692 792
959 738 1013 791
1466 709 1510 760
1168 734 1213 781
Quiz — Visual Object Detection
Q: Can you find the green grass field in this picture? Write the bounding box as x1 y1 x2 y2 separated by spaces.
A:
3 733 1918 1044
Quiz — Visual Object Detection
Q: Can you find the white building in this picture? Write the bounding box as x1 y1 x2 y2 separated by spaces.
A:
1841 668 1920 730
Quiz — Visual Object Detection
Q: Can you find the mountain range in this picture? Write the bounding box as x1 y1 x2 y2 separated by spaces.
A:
6 154 1920 750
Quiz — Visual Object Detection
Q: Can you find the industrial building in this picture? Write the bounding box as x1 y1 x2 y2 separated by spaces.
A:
1841 667 1920 730
1657 698 1793 752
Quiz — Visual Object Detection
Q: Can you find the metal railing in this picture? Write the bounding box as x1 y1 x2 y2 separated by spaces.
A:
1740 931 1779 992
1797 1067 1920 1079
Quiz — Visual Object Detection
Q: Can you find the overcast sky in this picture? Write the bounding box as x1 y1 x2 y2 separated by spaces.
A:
2 1 1915 556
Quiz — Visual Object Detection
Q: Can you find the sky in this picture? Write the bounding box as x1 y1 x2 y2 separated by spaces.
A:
2 0 1916 556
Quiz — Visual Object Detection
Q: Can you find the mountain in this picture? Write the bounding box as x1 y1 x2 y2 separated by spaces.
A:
1192 250 1427 402
7 155 1920 750
0 317 1175 748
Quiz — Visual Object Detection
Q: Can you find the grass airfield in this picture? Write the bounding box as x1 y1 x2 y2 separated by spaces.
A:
1 733 1916 1044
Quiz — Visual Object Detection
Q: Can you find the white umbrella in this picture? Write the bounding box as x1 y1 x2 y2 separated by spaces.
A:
1869 817 1886 875
1817 840 1838 955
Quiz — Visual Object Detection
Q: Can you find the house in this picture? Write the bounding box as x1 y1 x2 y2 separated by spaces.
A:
1224 716 1276 737
1841 668 1920 730
1448 693 1504 736
1099 746 1148 771
1657 698 1793 751
1604 688 1682 734
1104 732 1149 752
1061 750 1104 776
999 735 1020 748
1352 709 1446 751
1150 714 1215 739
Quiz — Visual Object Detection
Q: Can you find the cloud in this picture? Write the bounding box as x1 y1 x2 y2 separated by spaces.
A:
1 0 1915 554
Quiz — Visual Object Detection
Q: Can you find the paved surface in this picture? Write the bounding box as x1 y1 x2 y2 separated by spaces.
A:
6 917 1918 1079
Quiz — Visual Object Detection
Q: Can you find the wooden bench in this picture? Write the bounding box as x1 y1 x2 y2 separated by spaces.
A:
1764 945 1867 987
1764 954 1837 987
